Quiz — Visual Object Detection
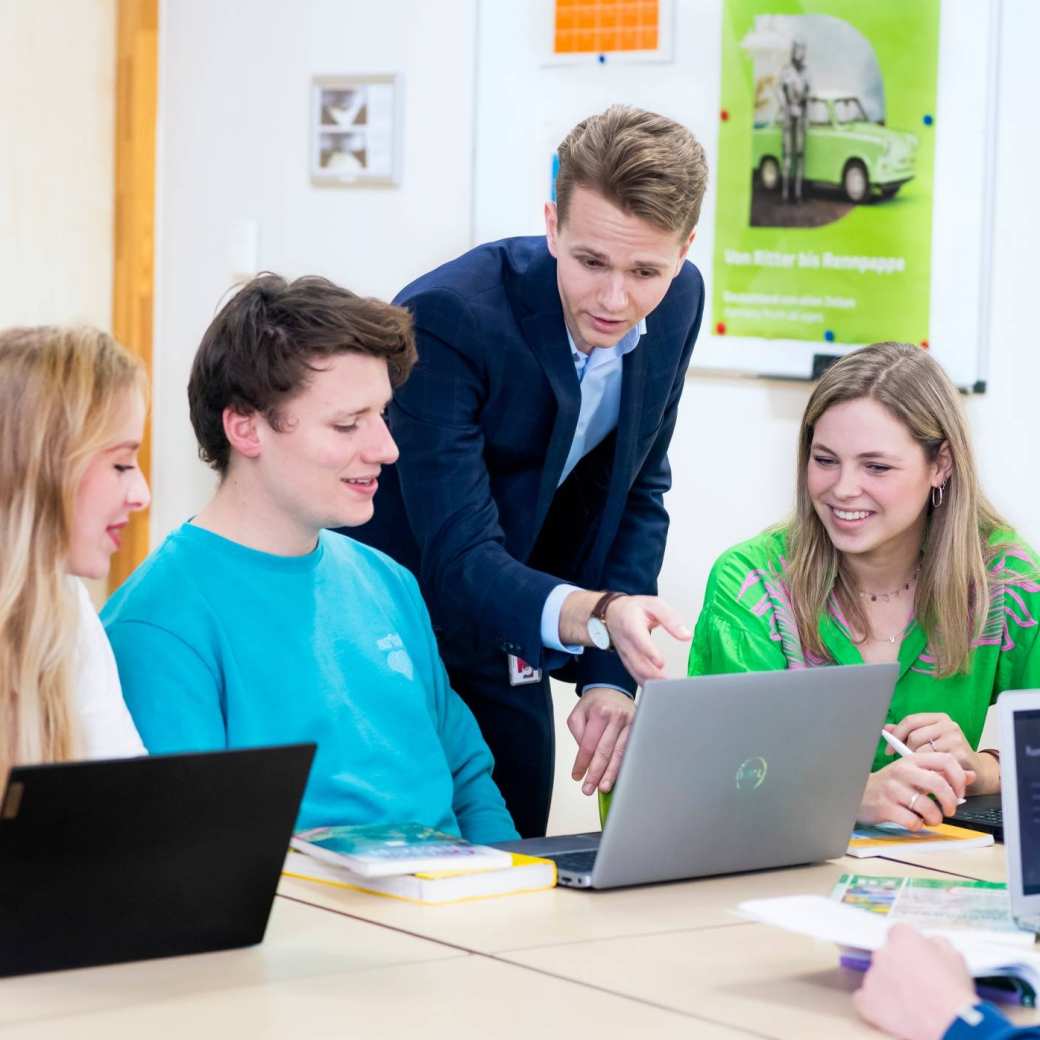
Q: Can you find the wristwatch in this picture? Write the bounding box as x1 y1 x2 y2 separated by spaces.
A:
586 591 626 651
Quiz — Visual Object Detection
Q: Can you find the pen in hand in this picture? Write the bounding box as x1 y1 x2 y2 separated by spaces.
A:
880 729 966 805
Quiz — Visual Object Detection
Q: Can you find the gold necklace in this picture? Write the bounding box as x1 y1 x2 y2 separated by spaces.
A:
856 567 920 604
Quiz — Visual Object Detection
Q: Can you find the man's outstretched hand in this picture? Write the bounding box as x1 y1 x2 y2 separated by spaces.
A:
567 687 636 795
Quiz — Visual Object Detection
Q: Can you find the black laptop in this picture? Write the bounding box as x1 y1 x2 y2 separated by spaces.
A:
949 793 1004 841
0 744 314 976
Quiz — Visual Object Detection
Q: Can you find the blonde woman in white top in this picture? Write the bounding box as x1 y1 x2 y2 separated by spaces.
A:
0 326 149 771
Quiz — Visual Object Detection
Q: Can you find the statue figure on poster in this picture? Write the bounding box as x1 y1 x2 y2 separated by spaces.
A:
778 38 810 203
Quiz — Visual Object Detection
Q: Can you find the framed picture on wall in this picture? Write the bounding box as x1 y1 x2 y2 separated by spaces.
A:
310 74 401 187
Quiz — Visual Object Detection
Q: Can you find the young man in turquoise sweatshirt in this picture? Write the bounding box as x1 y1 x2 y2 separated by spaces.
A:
103 274 518 844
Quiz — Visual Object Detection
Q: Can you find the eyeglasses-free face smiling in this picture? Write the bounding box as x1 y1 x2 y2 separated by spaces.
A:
68 390 151 580
251 352 400 536
807 397 949 561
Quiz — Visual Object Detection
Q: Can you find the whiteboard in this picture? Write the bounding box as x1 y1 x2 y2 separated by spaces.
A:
472 0 999 390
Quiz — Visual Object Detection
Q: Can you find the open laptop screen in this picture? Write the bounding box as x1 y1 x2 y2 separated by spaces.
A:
1014 708 1040 895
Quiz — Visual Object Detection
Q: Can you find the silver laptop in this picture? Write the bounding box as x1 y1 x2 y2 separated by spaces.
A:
497 664 897 889
997 689 1040 930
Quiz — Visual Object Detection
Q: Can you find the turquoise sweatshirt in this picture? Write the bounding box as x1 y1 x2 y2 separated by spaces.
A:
102 524 518 844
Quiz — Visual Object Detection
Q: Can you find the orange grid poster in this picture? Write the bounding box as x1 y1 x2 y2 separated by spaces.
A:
554 0 661 55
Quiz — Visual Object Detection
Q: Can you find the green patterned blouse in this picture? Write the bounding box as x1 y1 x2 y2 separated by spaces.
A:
688 527 1040 773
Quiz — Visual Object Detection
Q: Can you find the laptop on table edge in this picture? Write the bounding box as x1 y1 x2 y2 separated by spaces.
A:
0 743 314 976
497 663 898 889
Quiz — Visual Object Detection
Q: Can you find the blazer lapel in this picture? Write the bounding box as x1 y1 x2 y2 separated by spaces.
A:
513 246 582 532
520 310 580 531
588 342 649 568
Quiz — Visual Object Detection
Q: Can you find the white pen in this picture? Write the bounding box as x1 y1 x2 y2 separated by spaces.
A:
880 729 914 757
880 729 966 805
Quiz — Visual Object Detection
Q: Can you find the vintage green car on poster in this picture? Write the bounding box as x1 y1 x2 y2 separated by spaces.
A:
752 94 917 203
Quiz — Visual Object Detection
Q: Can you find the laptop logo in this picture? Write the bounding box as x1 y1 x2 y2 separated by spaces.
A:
735 757 767 791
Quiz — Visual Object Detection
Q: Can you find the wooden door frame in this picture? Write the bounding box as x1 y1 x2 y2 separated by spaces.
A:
109 0 158 593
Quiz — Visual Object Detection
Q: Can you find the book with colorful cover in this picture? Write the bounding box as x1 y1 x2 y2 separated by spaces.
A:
290 822 513 878
831 873 1024 933
828 874 1037 1006
846 821 994 857
738 893 1040 1007
282 849 557 905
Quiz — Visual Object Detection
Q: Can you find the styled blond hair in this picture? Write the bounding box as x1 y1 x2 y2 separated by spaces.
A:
787 342 1008 677
0 326 146 775
555 105 709 238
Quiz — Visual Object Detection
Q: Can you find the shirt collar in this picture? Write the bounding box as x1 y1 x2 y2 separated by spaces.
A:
566 318 646 368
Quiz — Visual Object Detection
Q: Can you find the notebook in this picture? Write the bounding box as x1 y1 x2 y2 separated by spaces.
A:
283 848 556 904
846 821 994 857
291 822 512 878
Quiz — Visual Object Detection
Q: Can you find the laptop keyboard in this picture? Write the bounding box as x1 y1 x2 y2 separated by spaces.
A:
956 807 998 823
951 803 1004 840
547 850 598 873
956 806 1003 826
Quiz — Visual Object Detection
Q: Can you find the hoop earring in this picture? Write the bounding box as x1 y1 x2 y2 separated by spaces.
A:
931 481 946 509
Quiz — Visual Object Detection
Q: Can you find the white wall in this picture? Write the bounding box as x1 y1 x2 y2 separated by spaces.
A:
150 0 1040 834
0 0 115 328
0 0 115 607
152 0 479 541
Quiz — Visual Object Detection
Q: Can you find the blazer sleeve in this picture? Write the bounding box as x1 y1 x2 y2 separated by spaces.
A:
389 287 563 668
575 273 705 695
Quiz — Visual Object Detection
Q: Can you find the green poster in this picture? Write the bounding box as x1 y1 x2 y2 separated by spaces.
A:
712 0 940 347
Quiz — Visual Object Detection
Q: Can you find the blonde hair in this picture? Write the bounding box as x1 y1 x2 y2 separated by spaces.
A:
787 342 1008 677
0 326 146 775
555 105 709 238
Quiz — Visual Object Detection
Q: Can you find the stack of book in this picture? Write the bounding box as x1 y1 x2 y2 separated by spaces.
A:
284 822 556 905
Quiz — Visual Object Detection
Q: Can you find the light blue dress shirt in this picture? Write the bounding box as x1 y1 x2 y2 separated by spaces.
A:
538 321 645 692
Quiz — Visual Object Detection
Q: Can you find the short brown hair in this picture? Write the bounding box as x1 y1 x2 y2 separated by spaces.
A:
188 273 416 474
555 105 709 239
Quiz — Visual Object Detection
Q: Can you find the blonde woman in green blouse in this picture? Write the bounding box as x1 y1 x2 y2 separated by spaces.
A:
689 342 1040 830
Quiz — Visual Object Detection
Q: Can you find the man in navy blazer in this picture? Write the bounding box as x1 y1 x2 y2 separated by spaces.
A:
351 106 708 836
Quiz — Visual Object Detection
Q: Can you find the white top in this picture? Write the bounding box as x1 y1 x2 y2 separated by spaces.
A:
72 578 146 758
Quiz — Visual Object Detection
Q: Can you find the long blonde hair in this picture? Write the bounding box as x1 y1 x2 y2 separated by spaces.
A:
787 342 1008 677
0 326 145 775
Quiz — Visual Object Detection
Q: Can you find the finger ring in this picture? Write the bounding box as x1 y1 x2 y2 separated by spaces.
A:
928 739 938 752
908 792 921 812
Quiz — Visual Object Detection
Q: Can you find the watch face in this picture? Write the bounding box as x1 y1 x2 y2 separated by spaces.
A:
587 616 611 651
